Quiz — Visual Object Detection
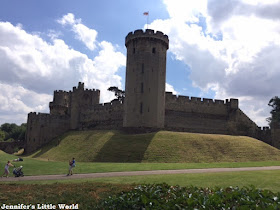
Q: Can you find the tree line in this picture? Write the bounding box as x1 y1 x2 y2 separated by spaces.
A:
0 123 26 142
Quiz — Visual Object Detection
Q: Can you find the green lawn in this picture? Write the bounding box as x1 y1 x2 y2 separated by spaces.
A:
3 170 277 192
2 149 280 176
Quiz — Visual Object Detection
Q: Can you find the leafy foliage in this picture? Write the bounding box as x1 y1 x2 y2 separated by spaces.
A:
98 183 280 209
107 86 125 102
0 123 26 142
267 96 280 126
0 130 5 141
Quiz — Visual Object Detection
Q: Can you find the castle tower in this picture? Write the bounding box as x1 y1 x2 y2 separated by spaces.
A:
123 29 169 128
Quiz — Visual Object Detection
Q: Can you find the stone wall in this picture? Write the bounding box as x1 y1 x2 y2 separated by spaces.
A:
25 112 70 153
80 99 124 129
24 86 278 154
271 122 280 148
0 141 24 154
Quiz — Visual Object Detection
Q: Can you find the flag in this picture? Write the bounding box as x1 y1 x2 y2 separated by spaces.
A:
143 12 149 16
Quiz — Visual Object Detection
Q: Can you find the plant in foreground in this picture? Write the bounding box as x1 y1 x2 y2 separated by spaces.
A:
97 183 280 209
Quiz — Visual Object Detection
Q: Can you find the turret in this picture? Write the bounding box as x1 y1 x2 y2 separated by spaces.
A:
123 29 169 128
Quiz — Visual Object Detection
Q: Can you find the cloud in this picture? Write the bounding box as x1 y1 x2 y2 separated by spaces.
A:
149 0 280 126
166 83 179 95
0 17 125 125
0 83 52 125
58 13 98 51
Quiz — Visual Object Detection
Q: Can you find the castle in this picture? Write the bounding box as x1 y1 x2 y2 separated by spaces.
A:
24 29 280 153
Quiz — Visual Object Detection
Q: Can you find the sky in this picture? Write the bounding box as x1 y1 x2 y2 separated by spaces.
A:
0 0 280 127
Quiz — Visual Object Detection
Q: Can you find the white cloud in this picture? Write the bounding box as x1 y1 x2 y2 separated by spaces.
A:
0 83 52 125
166 83 179 95
149 0 280 126
58 13 98 51
0 17 125 125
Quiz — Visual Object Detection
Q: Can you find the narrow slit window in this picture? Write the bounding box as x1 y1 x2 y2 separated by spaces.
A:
141 83 144 93
152 47 156 54
133 48 135 54
140 102 143 114
142 63 144 73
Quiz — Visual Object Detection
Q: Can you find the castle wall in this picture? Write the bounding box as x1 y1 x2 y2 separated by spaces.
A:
165 93 230 134
25 112 70 153
80 100 124 129
164 92 273 144
271 122 280 148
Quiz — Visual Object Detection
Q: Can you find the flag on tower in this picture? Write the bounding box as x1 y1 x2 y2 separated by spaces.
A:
143 11 149 16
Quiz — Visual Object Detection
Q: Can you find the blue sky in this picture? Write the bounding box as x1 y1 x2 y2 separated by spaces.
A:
1 0 280 126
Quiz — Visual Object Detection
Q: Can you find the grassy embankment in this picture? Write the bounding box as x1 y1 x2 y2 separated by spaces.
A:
1 130 280 176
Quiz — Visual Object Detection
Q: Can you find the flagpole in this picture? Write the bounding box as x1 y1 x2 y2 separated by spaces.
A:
147 12 149 29
143 11 149 30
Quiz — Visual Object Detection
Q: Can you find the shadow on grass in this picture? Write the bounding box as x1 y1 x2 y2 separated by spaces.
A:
93 131 156 163
29 132 74 158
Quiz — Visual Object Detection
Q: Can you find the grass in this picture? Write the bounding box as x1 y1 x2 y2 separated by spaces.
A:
1 170 280 208
27 130 280 163
3 170 279 192
2 150 280 176
0 182 134 209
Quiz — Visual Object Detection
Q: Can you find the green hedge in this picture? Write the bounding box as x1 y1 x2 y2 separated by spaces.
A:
98 183 280 209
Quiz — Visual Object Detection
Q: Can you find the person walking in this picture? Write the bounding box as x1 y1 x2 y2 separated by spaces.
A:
67 158 76 176
2 161 14 178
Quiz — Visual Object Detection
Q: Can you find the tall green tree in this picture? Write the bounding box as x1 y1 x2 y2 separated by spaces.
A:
267 96 280 126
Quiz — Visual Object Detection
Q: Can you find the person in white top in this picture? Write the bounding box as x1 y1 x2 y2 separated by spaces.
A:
2 161 14 178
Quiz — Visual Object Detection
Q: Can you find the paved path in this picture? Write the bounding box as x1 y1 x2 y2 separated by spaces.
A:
1 166 280 182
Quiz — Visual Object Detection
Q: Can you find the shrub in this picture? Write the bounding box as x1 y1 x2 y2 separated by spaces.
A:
97 183 280 209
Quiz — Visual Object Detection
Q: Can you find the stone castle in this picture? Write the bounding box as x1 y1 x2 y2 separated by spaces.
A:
25 29 280 153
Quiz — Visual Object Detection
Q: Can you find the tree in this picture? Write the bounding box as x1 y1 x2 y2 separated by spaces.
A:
107 86 125 102
0 130 5 142
0 123 26 141
267 96 280 126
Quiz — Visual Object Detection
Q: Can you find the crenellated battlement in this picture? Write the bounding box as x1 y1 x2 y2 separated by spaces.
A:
165 92 238 107
93 100 123 111
125 29 169 49
259 126 270 131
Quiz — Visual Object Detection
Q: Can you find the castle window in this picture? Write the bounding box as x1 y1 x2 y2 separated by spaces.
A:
140 102 143 114
152 48 156 54
148 107 150 112
133 48 135 54
142 63 144 73
141 83 144 93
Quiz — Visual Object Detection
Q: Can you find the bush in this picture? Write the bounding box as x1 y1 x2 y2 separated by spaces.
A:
97 183 280 209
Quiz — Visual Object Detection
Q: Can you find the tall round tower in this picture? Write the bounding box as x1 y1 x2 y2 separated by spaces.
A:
123 29 169 128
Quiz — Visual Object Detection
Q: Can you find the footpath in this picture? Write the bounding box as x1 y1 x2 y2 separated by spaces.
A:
1 166 280 182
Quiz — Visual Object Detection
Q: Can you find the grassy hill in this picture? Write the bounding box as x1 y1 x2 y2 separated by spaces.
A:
28 130 280 163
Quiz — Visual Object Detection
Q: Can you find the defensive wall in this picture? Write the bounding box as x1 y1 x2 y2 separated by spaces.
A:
22 82 280 154
164 92 270 140
80 99 124 130
25 112 70 153
0 141 24 154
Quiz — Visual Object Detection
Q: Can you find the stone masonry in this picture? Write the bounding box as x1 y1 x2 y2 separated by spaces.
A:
24 29 280 153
